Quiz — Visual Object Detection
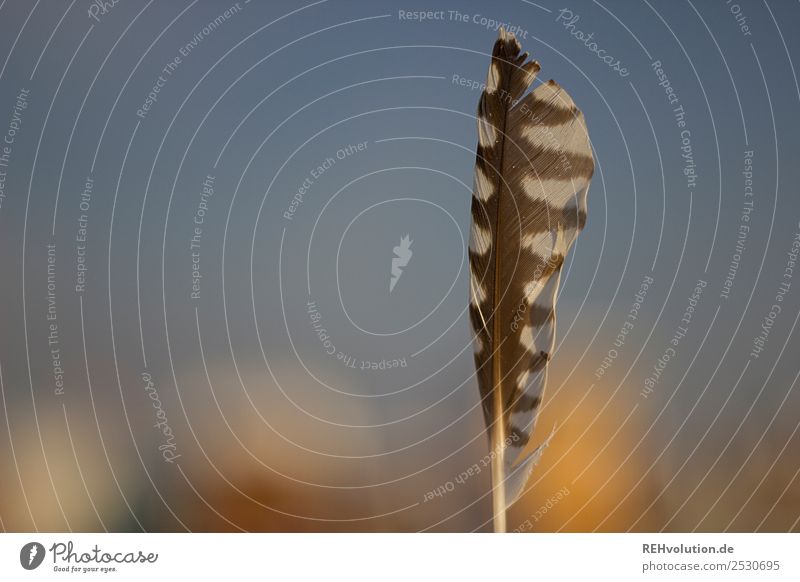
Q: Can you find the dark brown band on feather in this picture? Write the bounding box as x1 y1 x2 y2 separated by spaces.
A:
469 303 491 340
509 425 531 447
519 197 587 234
521 96 580 127
512 392 541 412
520 145 594 179
526 303 554 328
470 198 493 235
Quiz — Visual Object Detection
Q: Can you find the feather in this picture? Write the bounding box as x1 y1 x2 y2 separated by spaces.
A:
469 28 594 532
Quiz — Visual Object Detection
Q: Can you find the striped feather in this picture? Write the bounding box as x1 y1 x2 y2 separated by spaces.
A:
469 29 593 530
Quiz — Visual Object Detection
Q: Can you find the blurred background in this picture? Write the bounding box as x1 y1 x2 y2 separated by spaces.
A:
0 0 798 532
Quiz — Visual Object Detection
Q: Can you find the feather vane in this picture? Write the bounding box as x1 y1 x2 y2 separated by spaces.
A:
469 28 594 531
